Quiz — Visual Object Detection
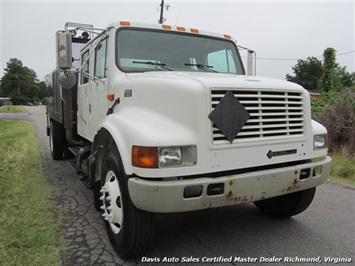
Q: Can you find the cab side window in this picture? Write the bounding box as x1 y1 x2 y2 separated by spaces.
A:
95 37 109 79
81 50 90 84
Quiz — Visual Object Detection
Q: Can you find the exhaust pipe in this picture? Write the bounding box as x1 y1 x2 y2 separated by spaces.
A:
61 84 83 147
237 45 256 76
247 50 256 76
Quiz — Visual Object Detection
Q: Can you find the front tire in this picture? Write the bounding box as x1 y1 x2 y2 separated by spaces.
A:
100 146 154 259
254 188 316 218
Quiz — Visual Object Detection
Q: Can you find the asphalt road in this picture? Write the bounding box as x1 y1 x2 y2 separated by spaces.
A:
6 106 354 266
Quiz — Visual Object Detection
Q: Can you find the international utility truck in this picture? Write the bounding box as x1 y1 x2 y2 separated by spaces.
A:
46 21 332 259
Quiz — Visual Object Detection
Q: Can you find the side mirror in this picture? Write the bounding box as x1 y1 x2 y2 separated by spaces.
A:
56 31 73 70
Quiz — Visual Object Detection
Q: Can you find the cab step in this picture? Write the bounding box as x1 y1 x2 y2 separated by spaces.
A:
68 147 92 189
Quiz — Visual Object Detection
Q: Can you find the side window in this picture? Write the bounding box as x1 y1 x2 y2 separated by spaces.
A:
95 37 109 79
81 50 89 84
207 49 237 73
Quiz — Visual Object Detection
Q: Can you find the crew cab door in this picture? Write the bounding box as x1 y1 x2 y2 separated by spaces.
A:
89 36 110 139
77 49 91 140
77 35 110 141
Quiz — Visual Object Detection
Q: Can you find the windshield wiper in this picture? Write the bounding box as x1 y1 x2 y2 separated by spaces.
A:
184 63 217 73
133 61 172 71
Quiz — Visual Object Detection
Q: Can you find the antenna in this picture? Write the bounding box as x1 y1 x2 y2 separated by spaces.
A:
158 0 170 24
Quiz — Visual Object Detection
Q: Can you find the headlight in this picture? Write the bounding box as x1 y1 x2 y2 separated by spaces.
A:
314 134 327 150
132 145 197 168
159 147 182 166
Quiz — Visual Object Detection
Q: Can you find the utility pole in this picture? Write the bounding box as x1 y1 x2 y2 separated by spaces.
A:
159 0 165 24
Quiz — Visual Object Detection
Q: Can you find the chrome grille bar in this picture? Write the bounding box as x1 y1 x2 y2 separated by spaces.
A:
211 89 305 144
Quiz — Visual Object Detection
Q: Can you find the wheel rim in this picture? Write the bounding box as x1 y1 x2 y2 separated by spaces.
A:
100 170 123 234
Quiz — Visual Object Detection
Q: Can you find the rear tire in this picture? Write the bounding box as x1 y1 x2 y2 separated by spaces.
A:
49 120 65 160
100 146 155 259
254 188 316 218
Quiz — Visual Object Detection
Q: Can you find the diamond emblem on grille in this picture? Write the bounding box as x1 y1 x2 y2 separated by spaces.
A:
209 90 250 143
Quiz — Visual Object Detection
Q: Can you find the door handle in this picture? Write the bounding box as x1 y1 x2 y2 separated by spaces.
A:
80 90 87 124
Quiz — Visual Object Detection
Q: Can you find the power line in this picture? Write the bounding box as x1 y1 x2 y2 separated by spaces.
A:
255 50 355 61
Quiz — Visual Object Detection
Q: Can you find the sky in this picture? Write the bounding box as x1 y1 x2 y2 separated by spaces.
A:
1 0 354 81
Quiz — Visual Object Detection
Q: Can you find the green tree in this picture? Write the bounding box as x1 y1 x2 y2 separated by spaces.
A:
0 58 41 104
352 72 355 85
287 48 354 92
37 81 49 103
285 57 323 91
319 47 338 92
336 67 355 88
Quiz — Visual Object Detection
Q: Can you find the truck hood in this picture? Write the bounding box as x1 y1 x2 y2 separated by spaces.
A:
126 71 305 91
111 70 313 177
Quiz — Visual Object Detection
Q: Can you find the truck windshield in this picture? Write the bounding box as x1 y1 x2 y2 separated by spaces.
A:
116 28 245 74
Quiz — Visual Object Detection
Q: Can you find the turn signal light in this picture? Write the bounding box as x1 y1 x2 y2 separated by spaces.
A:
132 146 159 168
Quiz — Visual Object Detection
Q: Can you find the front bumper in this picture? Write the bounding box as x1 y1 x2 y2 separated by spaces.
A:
128 156 332 213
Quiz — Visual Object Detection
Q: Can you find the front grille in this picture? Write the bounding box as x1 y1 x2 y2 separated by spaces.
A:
211 89 305 144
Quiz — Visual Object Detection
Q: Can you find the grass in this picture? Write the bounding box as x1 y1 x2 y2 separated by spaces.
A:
328 154 355 187
0 119 65 266
0 105 28 113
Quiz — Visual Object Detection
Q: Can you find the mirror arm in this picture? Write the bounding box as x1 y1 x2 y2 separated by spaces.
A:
80 70 105 84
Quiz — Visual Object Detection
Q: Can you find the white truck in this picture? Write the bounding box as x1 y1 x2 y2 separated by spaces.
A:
46 21 332 259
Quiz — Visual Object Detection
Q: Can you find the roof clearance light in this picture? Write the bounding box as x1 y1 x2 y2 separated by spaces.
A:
162 25 172 30
120 21 130 26
224 34 232 39
177 26 185 32
190 28 199 33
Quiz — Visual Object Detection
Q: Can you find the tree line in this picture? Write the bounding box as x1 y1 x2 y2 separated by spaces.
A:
0 58 48 105
285 47 354 91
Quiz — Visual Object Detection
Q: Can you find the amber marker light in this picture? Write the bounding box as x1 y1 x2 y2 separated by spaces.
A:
120 21 130 26
162 25 172 30
132 146 159 168
177 26 186 32
106 94 115 101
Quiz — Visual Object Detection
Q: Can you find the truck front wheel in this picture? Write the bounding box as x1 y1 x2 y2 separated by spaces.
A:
254 187 316 218
100 146 155 259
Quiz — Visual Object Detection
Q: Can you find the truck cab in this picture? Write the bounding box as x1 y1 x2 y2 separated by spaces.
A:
46 21 331 259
